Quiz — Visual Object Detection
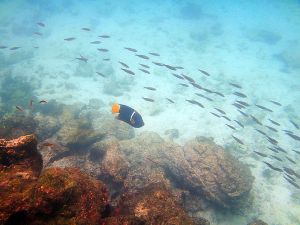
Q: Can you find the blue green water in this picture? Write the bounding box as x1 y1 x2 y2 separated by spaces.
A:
0 0 300 224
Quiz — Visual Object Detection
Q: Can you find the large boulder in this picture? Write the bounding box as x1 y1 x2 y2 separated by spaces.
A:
120 132 254 209
103 184 207 225
0 135 109 225
163 136 254 208
0 134 42 223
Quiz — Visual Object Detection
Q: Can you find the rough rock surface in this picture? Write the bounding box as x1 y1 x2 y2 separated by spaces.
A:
0 134 42 223
163 136 254 208
120 132 254 208
0 135 109 225
103 184 206 225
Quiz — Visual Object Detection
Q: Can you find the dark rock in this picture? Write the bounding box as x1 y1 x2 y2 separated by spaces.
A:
248 219 268 225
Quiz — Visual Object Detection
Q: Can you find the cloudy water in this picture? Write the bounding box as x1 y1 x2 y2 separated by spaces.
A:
0 0 300 224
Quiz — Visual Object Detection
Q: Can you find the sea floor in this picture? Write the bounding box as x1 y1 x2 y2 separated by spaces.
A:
0 0 300 224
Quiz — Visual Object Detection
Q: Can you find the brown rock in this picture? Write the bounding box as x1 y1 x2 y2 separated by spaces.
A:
116 184 199 225
0 134 42 223
164 136 254 208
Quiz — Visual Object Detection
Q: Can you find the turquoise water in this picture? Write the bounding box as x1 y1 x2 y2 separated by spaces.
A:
0 0 300 224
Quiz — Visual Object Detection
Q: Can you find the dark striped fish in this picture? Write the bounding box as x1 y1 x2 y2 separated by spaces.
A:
185 99 204 108
284 174 296 182
268 119 280 126
136 54 149 59
152 61 165 66
149 52 160 56
96 72 106 77
202 87 214 93
10 47 20 50
251 115 263 125
164 64 177 70
119 61 129 68
34 32 42 36
268 147 279 153
103 58 110 61
210 112 220 118
283 167 300 179
144 87 156 91
284 177 300 189
222 116 231 122
0 45 7 49
182 74 195 83
289 120 299 129
121 68 135 75
234 120 244 128
139 69 150 74
286 156 296 164
124 47 137 52
212 91 225 97
175 66 184 69
98 35 110 38
90 41 101 44
266 136 278 145
270 155 282 161
166 98 174 103
274 146 287 153
286 132 300 141
293 150 300 155
195 93 213 101
265 125 278 132
98 48 109 52
255 129 267 136
269 100 281 106
255 104 273 112
82 27 91 31
37 22 45 27
214 108 226 115
229 82 242 89
285 156 296 164
263 161 282 172
254 151 267 157
237 109 248 117
233 91 247 98
179 83 189 87
236 100 250 107
198 69 210 76
232 103 245 109
140 64 150 69
283 129 293 134
191 83 203 90
232 135 244 145
76 55 88 62
142 97 154 102
226 124 236 130
172 73 184 80
64 37 76 41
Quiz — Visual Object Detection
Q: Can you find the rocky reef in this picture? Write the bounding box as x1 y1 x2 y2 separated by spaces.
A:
0 134 203 225
0 102 255 224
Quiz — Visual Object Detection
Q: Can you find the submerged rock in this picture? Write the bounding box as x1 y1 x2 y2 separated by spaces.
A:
248 219 268 225
0 134 109 225
120 132 253 209
105 184 203 225
164 136 254 208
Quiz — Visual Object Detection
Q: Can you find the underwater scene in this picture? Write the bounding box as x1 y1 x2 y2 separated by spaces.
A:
0 0 300 224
